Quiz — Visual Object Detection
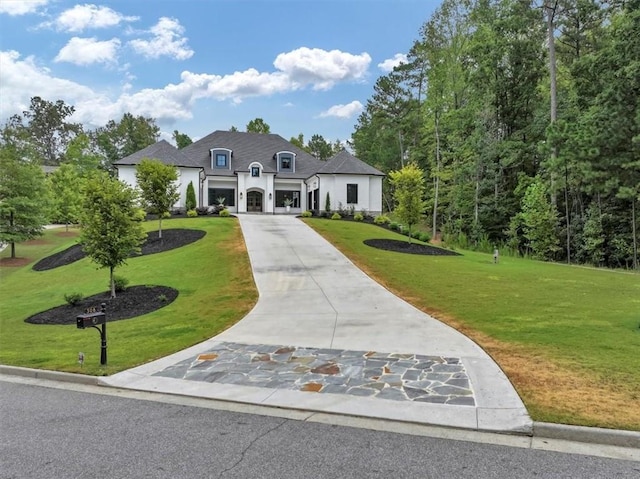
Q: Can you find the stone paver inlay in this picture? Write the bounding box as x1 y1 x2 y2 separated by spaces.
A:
154 342 476 406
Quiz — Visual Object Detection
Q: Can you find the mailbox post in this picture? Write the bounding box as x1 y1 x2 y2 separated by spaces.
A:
76 303 107 365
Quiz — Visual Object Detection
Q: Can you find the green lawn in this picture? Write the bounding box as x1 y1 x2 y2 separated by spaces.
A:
305 218 640 430
0 218 257 376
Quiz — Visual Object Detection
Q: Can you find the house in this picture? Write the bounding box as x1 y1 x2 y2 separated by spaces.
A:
114 130 384 215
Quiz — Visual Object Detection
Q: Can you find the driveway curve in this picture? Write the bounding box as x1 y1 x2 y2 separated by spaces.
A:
103 215 531 433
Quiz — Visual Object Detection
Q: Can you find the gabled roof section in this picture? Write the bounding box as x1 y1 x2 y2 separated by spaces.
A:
181 130 324 177
316 150 385 176
113 140 195 167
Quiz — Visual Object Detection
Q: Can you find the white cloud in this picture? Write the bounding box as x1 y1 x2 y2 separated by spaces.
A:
0 46 371 129
54 37 120 66
129 17 193 60
0 0 47 15
319 100 363 119
47 4 137 32
274 47 371 90
378 53 407 72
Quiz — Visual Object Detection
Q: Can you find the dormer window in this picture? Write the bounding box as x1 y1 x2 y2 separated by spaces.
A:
216 153 227 167
276 151 295 172
210 148 232 170
251 166 260 177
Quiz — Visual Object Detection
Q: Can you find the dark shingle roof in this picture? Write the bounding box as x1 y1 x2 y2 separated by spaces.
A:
317 150 385 176
114 140 195 167
181 130 325 178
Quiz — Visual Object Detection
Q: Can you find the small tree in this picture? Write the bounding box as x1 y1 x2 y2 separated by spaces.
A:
389 163 427 244
135 158 179 239
0 146 50 258
80 174 146 298
519 176 560 260
246 118 270 134
324 192 331 215
48 163 83 231
185 181 196 211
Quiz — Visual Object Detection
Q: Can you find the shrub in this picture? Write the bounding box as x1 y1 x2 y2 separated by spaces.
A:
185 181 196 211
161 211 171 219
219 209 231 217
196 206 209 216
389 222 399 230
331 212 341 220
132 208 146 222
419 232 431 243
348 205 356 216
113 275 129 292
374 215 390 225
187 209 198 218
360 208 371 220
301 210 313 218
337 202 348 217
325 192 331 214
353 213 364 221
64 292 84 306
157 294 168 303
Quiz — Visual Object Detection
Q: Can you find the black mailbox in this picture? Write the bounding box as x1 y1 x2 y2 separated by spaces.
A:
76 311 106 329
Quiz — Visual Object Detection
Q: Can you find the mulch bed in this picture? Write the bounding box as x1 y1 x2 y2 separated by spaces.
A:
25 285 179 325
32 228 206 271
364 238 461 256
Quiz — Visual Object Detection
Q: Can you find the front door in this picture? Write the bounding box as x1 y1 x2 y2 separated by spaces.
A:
247 191 263 212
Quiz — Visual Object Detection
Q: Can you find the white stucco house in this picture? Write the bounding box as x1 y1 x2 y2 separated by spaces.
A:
114 130 384 215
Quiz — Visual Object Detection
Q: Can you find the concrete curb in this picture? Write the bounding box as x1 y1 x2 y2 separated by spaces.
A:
0 365 101 386
534 422 639 449
2 364 638 450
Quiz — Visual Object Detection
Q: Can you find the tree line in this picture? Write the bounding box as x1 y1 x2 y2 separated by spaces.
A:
352 0 639 269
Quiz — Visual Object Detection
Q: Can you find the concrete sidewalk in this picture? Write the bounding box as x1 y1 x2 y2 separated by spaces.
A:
102 215 532 433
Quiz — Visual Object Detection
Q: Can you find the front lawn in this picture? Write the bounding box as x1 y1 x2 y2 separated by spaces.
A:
0 218 257 375
305 219 640 430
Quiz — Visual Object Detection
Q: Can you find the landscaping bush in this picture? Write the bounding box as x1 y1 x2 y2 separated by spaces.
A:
196 206 209 216
331 212 341 220
113 275 129 293
132 208 146 222
389 222 399 230
353 213 364 221
161 211 171 219
219 209 231 217
374 215 390 225
301 210 313 218
64 292 84 306
187 209 198 218
419 232 431 243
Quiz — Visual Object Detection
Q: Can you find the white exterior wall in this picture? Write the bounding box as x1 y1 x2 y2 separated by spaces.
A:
117 165 189 210
317 174 383 215
177 168 201 209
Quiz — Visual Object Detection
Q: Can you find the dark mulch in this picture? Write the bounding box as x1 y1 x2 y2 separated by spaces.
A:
25 285 179 325
33 229 206 271
364 238 461 256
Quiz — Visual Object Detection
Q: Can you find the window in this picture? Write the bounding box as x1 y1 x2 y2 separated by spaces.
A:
208 188 235 207
251 166 260 177
275 190 300 208
280 156 292 171
215 153 227 168
347 184 358 204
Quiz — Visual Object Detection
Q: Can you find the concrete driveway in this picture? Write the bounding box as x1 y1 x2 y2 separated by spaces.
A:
103 215 531 433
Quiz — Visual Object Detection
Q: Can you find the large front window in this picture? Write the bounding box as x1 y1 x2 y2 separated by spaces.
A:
275 190 300 208
208 188 235 207
347 184 358 204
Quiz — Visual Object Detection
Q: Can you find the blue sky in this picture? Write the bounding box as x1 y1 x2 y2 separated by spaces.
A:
0 0 439 145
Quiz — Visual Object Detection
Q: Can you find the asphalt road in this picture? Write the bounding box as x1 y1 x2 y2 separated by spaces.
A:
1 380 638 479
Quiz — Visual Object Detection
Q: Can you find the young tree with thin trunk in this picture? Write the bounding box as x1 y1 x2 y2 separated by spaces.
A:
80 173 146 298
135 159 179 239
389 163 427 243
0 146 50 258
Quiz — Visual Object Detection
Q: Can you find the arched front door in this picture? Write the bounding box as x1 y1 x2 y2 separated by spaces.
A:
247 191 263 212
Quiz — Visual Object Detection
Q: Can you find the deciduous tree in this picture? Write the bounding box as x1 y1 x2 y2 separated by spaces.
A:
0 145 50 258
135 159 179 239
389 163 427 243
246 118 270 134
79 173 146 298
